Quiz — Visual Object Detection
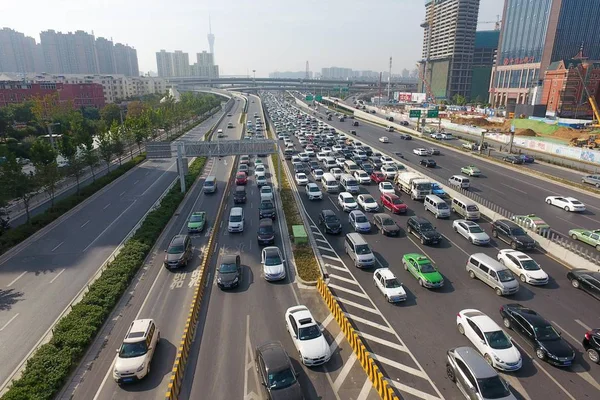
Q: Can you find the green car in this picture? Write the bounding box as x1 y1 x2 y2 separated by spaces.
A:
511 214 550 235
402 253 444 288
460 165 481 177
569 229 600 251
187 211 206 233
255 159 263 166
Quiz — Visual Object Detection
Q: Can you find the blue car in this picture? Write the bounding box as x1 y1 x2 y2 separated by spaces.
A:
431 183 447 198
519 154 534 163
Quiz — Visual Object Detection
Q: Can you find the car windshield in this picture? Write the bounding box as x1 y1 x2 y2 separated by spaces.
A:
520 259 540 271
382 182 392 189
510 228 526 236
355 215 368 223
384 278 401 288
119 340 148 358
167 245 184 254
467 205 478 211
268 368 297 390
309 186 319 192
477 376 511 399
355 244 371 255
364 197 375 203
259 226 273 234
419 263 436 273
219 263 237 273
437 203 448 209
230 215 242 222
382 218 395 226
534 324 561 341
298 325 322 340
420 223 434 232
265 253 282 266
416 182 432 190
344 197 355 204
262 187 271 193
325 216 339 223
391 198 403 205
468 225 483 233
485 330 513 350
190 215 204 223
261 202 273 209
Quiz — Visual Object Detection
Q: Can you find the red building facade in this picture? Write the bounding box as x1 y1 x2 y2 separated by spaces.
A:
0 82 105 109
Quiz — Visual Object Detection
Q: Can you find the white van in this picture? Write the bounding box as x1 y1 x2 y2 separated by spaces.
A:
343 160 359 174
340 174 360 194
449 175 470 189
323 157 337 170
227 207 245 233
452 197 481 220
321 172 339 193
344 233 375 268
424 194 450 218
466 253 519 296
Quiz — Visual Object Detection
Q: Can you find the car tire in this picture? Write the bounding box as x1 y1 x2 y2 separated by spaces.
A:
546 199 552 205
503 317 511 329
495 288 503 296
564 206 570 211
511 241 518 250
446 364 456 382
403 261 408 270
457 323 465 335
385 295 389 302
418 279 424 287
453 226 458 232
536 348 546 360
587 349 600 364
420 237 426 245
571 234 578 240
468 237 473 244
492 230 498 238
520 274 528 283
484 354 494 367
571 279 580 289
469 270 475 279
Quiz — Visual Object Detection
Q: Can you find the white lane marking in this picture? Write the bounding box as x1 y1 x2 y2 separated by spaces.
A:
500 373 532 400
119 191 126 197
92 356 115 400
7 272 26 287
332 352 357 392
83 200 137 252
51 241 64 252
103 203 111 210
550 321 581 344
357 331 408 353
80 220 90 228
317 245 334 252
133 180 139 185
580 214 600 223
328 331 346 356
575 319 592 331
0 314 19 331
501 183 527 195
49 268 66 284
329 197 340 211
328 283 369 299
335 296 380 315
315 238 329 244
327 264 349 272
386 379 441 400
371 353 427 379
328 273 358 285
478 183 506 195
321 314 334 330
357 378 374 400
442 235 470 256
344 313 394 333
532 360 576 400
141 162 177 196
322 254 342 262
555 215 575 226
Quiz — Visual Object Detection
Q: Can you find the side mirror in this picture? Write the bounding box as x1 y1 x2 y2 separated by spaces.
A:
164 249 167 253
116 348 120 353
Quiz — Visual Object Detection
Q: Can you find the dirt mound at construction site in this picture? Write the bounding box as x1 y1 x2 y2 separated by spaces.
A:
552 127 589 140
515 128 537 137
452 116 503 128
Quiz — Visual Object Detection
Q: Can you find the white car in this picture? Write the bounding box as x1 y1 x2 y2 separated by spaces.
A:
312 169 324 180
336 158 346 168
298 153 310 162
330 167 343 180
321 147 332 154
291 156 301 164
452 220 490 245
456 309 522 371
295 173 309 185
545 196 586 212
380 165 397 179
373 268 406 303
304 149 315 157
316 152 329 161
441 133 453 140
377 181 395 195
262 246 286 281
305 183 323 200
113 319 160 382
357 194 379 212
353 170 371 184
497 249 549 285
256 175 267 187
413 148 429 156
338 192 358 212
380 155 394 165
260 185 274 202
379 136 389 143
255 165 266 178
332 145 342 152
285 305 331 366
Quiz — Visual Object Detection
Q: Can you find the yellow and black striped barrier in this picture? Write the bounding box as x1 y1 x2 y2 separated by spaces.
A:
317 278 398 400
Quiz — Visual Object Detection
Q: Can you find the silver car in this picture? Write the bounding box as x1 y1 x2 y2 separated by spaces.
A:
349 210 371 233
582 174 600 188
452 220 490 245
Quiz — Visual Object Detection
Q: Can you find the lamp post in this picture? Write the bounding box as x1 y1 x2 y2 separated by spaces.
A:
253 70 256 87
47 122 61 149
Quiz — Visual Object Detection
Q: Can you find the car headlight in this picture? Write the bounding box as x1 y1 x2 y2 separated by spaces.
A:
113 368 119 375
546 351 558 359
136 362 145 372
493 355 501 362
232 277 239 283
217 277 222 283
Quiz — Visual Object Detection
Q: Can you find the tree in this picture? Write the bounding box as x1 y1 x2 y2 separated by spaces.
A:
132 114 150 152
100 104 122 127
110 121 125 165
30 139 60 206
126 101 145 119
0 107 14 142
77 131 98 181
0 154 38 224
81 107 100 120
59 134 85 194
97 129 114 172
451 94 467 106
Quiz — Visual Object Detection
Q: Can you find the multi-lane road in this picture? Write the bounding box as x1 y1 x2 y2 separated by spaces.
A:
0 100 229 393
271 94 600 400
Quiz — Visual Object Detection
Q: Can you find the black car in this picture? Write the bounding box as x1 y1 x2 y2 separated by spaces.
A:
361 146 373 157
500 304 575 367
163 235 192 269
352 121 359 126
217 254 242 289
407 216 442 245
361 162 375 174
398 133 412 140
420 159 437 168
369 156 383 169
583 329 600 364
255 342 303 400
567 269 600 300
319 209 342 234
373 213 400 236
233 185 247 204
492 220 536 250
259 199 276 219
257 218 276 245
400 121 409 127
309 160 320 171
503 155 524 165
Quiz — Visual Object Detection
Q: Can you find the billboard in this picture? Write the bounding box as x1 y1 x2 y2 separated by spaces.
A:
396 92 412 102
411 92 427 103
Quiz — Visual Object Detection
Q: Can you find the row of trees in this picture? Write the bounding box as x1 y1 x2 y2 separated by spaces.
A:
0 92 221 229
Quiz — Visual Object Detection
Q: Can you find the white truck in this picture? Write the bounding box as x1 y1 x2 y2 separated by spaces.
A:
394 172 432 200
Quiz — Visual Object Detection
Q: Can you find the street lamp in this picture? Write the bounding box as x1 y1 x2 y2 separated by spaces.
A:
253 70 256 87
47 122 61 149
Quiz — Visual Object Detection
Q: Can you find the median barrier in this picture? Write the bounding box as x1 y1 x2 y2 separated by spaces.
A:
316 279 398 400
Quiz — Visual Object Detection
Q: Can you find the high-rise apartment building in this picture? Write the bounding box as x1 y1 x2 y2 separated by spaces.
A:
490 0 600 108
0 28 40 73
114 43 139 77
419 0 480 100
95 37 116 74
172 51 190 77
39 30 99 74
156 49 218 78
156 50 174 78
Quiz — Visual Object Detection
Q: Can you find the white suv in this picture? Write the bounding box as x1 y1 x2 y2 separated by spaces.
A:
113 319 160 383
305 183 323 200
338 192 358 212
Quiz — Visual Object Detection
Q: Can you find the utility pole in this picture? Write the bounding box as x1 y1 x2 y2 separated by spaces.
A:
387 56 392 101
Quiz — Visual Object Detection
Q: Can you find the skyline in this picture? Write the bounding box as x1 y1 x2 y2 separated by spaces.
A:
2 0 502 76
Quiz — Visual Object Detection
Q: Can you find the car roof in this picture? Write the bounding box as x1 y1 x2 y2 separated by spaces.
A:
506 304 547 325
257 341 290 373
461 309 501 332
170 235 187 246
375 268 396 280
288 306 316 326
411 216 430 224
221 254 238 264
125 319 153 342
452 346 497 378
263 246 280 257
259 218 273 227
321 209 336 217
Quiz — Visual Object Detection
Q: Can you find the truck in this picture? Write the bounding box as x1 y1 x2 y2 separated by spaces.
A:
394 172 432 200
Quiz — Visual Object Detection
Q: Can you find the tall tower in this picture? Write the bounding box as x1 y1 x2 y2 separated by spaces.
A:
207 16 215 59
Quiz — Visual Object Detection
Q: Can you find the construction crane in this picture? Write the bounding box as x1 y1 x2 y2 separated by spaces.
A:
573 62 600 128
477 15 502 31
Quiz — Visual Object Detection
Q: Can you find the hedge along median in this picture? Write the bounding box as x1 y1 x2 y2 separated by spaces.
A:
1 156 207 400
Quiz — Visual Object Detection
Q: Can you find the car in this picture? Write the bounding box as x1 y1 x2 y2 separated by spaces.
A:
373 213 400 236
235 171 247 185
373 268 406 302
461 165 481 176
431 183 447 198
398 133 411 139
327 167 342 180
297 152 310 162
256 175 267 187
499 304 575 366
227 122 234 128
583 329 600 364
407 216 442 245
163 234 192 269
255 342 303 400
305 182 323 200
319 209 342 234
502 155 523 164
257 218 276 245
380 165 397 179
285 305 331 366
260 185 274 202
369 156 383 169
519 154 535 163
456 309 522 371
581 174 600 188
338 192 358 212
360 162 375 175
452 220 490 245
254 158 264 166
497 249 549 285
312 168 324 180
545 196 586 212
510 214 550 235
380 193 407 214
357 194 379 212
295 172 309 185
187 211 206 233
216 254 242 289
259 199 276 219
569 228 600 250
379 136 389 143
353 170 371 184
492 220 536 251
567 269 600 300
413 148 429 156
239 155 250 165
113 319 160 383
349 210 371 233
402 253 444 288
377 181 395 195
369 171 385 184
427 148 440 155
419 158 437 168
255 164 266 178
380 155 394 165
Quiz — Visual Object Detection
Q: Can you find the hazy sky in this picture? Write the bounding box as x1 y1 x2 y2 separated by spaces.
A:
3 0 503 76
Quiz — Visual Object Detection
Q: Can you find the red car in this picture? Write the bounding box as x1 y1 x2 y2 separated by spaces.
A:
380 193 407 214
371 171 386 184
235 171 248 185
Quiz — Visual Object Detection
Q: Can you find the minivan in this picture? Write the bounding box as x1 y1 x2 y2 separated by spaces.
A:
424 195 450 218
449 175 470 189
340 174 360 194
228 207 245 233
343 160 359 174
203 176 217 193
344 233 375 268
321 172 339 193
466 253 519 296
452 197 480 220
323 157 337 170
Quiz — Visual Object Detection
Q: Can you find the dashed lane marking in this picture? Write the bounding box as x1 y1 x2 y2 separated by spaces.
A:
318 245 335 252
575 319 592 331
328 273 358 285
327 264 349 272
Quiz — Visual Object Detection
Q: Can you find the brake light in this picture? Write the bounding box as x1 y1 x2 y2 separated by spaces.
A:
585 332 592 340
499 306 504 313
457 314 461 319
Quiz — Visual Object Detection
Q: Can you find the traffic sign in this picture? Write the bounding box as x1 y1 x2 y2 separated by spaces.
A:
427 110 439 118
315 95 323 101
409 110 422 118
305 95 313 101
333 87 340 91
342 88 349 92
